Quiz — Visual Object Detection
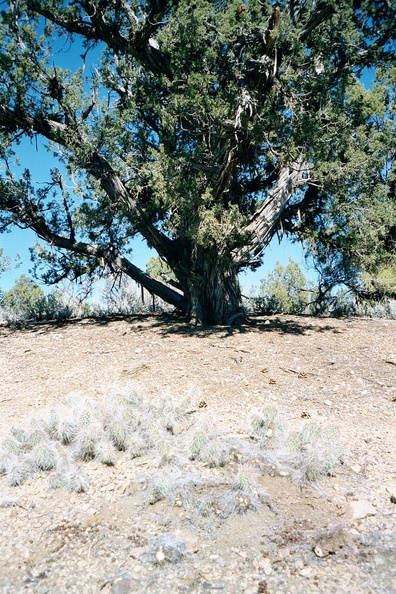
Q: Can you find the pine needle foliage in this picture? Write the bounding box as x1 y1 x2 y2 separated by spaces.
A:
0 1 394 323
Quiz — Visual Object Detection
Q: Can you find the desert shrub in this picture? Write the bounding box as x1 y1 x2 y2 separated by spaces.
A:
96 273 173 315
0 275 80 323
263 422 345 485
252 259 316 315
145 534 187 564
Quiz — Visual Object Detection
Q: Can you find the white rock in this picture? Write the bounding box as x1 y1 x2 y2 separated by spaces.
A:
300 567 314 578
262 557 272 576
348 500 377 520
350 465 362 474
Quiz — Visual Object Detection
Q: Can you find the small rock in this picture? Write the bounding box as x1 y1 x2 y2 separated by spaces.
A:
348 500 377 520
262 557 272 576
129 546 145 559
299 567 314 578
350 465 362 474
313 546 325 558
111 578 141 594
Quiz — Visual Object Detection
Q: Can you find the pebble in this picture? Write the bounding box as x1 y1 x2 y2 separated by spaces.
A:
262 558 272 576
350 465 362 474
300 567 314 578
348 500 377 520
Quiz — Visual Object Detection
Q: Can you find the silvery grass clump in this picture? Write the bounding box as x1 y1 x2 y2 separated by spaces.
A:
248 406 288 444
0 495 20 508
222 467 269 515
145 533 187 564
0 384 199 493
153 393 195 436
0 384 345 509
262 421 345 486
142 467 199 509
196 467 268 520
189 417 232 468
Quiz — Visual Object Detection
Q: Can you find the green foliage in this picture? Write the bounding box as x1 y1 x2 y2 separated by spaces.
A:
1 274 46 320
258 258 315 314
0 1 395 322
146 257 176 285
0 274 80 322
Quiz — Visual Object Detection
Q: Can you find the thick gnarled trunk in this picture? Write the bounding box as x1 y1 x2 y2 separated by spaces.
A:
179 251 244 326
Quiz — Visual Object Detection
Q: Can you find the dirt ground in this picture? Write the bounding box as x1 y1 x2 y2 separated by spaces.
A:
0 314 395 594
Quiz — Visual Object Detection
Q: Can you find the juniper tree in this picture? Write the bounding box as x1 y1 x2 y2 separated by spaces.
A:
0 0 395 324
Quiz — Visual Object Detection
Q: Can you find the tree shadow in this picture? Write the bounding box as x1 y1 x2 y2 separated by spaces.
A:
0 312 340 337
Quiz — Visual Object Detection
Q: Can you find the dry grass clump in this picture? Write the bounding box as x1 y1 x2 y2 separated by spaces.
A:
262 421 345 485
189 417 232 468
145 534 187 564
0 495 20 508
142 467 198 509
0 384 197 493
0 383 345 518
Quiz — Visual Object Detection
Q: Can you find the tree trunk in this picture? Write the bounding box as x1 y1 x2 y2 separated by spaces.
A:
179 250 244 325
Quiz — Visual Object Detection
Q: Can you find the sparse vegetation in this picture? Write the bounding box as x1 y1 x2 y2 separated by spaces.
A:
0 384 345 522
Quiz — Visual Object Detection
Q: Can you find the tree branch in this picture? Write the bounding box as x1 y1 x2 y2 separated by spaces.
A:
2 189 185 309
233 159 307 267
299 3 336 41
27 0 172 78
0 104 176 265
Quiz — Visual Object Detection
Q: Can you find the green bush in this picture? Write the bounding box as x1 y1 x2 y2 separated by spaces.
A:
256 258 315 315
0 275 76 322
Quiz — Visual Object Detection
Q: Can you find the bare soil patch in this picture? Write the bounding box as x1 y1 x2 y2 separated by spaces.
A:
0 314 395 593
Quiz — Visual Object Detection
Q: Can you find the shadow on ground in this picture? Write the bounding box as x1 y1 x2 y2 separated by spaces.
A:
0 312 340 338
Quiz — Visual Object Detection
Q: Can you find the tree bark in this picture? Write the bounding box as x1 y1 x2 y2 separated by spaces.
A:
233 160 306 267
178 249 244 325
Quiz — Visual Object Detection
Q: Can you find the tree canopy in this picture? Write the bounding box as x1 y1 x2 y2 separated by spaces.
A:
0 0 395 324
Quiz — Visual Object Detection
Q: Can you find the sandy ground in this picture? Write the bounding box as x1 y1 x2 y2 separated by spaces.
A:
0 314 395 593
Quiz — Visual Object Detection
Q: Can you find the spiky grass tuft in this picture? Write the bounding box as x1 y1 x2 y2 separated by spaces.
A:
48 472 68 490
0 495 19 508
94 440 118 466
145 534 187 564
65 467 89 493
248 406 278 440
55 418 78 445
127 434 148 459
73 422 105 462
197 439 230 468
5 456 32 486
263 421 345 486
223 468 268 515
31 443 58 471
1 439 22 455
107 418 130 451
143 468 195 509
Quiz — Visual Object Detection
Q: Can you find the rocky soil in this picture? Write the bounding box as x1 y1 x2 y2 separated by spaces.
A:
0 314 395 594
